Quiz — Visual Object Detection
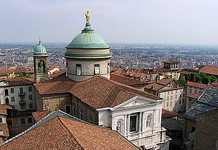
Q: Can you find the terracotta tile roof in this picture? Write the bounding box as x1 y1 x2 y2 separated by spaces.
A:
110 73 146 86
0 77 34 86
163 60 179 64
157 78 173 85
0 104 12 115
144 83 164 91
162 109 178 119
186 93 200 100
49 70 66 79
111 68 128 75
31 111 51 122
211 82 218 88
0 116 138 150
34 77 76 95
199 65 218 76
15 66 34 74
126 71 147 79
0 68 15 76
70 76 160 109
0 123 9 137
186 81 207 89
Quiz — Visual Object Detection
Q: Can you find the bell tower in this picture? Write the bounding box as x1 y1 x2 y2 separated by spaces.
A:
33 40 48 83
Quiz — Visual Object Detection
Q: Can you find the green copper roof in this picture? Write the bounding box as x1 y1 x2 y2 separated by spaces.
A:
66 23 109 49
34 41 46 55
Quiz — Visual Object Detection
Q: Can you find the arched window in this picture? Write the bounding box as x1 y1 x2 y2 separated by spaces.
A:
5 98 9 104
5 89 8 96
146 115 152 128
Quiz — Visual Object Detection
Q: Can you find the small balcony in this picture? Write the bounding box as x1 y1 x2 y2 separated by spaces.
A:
18 92 25 96
19 100 26 104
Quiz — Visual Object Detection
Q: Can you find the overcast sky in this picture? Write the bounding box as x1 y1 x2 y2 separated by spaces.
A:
0 0 218 45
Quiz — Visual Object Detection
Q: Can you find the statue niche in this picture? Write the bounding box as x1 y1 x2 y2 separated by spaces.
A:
38 60 45 73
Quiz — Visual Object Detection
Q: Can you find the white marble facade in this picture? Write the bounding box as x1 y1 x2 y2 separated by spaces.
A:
98 96 170 150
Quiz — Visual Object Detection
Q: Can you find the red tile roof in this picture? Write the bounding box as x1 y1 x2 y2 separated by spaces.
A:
15 66 34 74
0 104 12 115
111 68 128 76
199 65 218 76
0 117 138 150
144 83 164 91
34 77 76 95
186 81 207 89
49 70 66 79
211 82 218 88
126 71 147 79
0 68 15 76
31 111 51 122
110 73 146 86
70 76 160 109
186 93 200 100
162 109 178 118
0 77 34 86
0 123 9 138
157 78 173 85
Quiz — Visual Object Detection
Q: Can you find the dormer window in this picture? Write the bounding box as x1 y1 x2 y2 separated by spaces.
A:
76 64 82 75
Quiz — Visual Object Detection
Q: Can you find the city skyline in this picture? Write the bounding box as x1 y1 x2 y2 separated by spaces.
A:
1 0 218 45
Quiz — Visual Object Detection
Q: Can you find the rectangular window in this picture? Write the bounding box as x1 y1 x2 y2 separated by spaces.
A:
65 105 71 114
170 101 172 106
20 104 25 109
166 102 169 107
170 96 173 100
72 103 76 115
10 88 14 93
20 87 24 93
29 103 33 109
28 87 32 92
130 114 138 132
28 117 33 123
94 64 100 75
29 95 32 100
175 95 178 99
76 64 82 75
20 118 25 124
189 88 192 93
11 97 15 102
107 63 110 73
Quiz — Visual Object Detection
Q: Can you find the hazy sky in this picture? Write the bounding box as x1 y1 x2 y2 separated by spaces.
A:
0 0 218 45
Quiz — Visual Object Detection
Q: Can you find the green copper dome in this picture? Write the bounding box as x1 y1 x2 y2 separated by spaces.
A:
34 41 46 55
66 23 109 49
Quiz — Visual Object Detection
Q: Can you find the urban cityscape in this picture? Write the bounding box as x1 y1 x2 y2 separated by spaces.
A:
0 1 218 150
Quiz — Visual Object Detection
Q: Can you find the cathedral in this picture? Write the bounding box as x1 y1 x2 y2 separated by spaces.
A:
0 11 170 150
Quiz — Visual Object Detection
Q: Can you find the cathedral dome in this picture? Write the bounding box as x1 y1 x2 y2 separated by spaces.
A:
34 41 46 55
66 23 109 49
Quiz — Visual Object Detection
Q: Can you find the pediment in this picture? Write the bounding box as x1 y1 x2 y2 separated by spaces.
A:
114 96 155 109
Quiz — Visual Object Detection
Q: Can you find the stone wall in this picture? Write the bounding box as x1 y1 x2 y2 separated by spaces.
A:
194 109 218 150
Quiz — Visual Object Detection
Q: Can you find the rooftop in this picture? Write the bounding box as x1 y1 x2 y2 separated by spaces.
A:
0 111 139 150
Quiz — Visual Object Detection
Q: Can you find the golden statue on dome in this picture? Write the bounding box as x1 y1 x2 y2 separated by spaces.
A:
85 10 90 23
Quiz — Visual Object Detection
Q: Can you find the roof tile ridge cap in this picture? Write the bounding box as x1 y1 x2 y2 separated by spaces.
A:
110 78 159 99
0 111 55 147
57 117 84 149
98 82 116 108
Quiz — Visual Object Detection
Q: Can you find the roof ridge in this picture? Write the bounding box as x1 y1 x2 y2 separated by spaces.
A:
57 117 84 150
98 83 116 108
